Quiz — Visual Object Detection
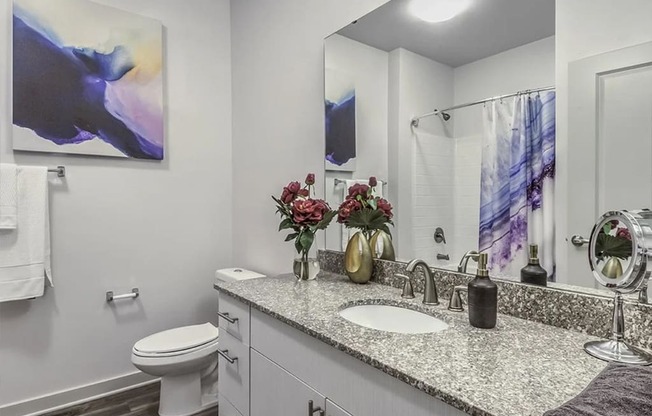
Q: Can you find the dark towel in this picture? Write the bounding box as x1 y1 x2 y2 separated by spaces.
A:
544 363 652 416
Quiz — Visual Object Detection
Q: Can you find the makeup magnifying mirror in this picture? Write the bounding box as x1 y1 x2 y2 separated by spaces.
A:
584 209 652 365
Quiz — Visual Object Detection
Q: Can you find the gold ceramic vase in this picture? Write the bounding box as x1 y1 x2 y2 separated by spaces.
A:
344 232 373 284
369 229 395 261
602 257 623 279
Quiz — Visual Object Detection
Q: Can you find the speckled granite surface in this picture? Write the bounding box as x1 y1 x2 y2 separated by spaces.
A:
216 273 607 416
318 250 652 351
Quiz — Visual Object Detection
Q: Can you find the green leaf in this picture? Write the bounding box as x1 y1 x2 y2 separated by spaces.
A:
595 233 633 260
368 198 377 210
278 218 293 231
294 236 303 254
299 231 314 252
314 210 337 230
346 208 387 231
285 232 299 242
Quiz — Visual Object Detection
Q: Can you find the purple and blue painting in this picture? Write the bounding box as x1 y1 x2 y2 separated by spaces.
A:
12 0 164 160
325 69 356 171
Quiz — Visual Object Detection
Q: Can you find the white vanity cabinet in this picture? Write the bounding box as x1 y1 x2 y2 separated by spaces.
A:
250 349 327 416
217 293 467 416
325 400 353 416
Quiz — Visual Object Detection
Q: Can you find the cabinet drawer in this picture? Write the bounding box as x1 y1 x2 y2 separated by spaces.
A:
219 394 243 416
218 293 250 345
218 332 250 416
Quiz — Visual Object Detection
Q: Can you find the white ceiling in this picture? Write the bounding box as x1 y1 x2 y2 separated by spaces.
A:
335 0 555 68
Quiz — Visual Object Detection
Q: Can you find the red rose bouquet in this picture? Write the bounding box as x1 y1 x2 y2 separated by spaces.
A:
272 173 336 264
337 177 393 239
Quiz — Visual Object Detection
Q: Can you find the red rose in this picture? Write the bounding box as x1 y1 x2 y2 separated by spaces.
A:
280 181 302 204
616 227 632 241
368 177 377 188
377 198 393 220
337 198 362 223
297 189 309 198
305 173 315 186
347 183 370 200
292 199 329 226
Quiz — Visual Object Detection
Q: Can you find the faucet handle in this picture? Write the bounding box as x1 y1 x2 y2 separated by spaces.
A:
396 274 415 299
448 285 467 312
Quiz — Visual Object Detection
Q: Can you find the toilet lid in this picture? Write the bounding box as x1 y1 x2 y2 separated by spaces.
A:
134 323 219 354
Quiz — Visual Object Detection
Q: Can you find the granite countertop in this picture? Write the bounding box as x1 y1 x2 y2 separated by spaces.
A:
215 272 608 416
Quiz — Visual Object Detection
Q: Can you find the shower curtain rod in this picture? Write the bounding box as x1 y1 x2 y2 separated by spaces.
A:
410 85 555 127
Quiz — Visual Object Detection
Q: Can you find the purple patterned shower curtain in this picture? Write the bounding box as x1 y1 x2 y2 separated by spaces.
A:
478 92 556 280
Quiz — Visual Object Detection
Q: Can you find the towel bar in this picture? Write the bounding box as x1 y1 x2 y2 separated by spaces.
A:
334 178 388 187
47 166 65 177
106 288 139 302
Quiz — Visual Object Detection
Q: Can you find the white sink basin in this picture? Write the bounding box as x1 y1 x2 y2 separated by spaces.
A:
339 304 449 334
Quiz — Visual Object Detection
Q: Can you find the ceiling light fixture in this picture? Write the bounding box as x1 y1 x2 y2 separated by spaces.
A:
409 0 473 23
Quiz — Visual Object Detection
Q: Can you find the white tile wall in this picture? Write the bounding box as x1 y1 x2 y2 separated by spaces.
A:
412 132 455 266
453 135 483 273
410 131 482 271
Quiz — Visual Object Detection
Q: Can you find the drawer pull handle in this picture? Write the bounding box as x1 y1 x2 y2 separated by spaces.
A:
217 349 238 364
217 311 239 324
308 400 322 416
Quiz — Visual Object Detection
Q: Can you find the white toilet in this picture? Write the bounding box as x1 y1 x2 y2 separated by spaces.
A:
131 268 265 416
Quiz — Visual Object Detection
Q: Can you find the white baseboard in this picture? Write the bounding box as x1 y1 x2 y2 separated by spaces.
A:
0 371 158 416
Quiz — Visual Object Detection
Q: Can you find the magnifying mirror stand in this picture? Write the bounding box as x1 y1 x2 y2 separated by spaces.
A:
584 291 652 365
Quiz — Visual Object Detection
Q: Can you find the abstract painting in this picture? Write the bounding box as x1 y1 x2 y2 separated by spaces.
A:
13 0 164 160
325 68 356 171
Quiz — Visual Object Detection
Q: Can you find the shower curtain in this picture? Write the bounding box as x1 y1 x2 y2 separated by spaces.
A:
478 92 555 280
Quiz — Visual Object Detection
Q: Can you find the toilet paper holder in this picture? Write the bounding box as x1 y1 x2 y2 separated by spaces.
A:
106 288 139 302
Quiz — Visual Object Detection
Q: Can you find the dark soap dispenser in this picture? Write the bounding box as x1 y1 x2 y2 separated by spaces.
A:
520 244 548 287
467 253 497 329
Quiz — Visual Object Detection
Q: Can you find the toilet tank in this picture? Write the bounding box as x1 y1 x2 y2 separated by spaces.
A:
215 268 265 285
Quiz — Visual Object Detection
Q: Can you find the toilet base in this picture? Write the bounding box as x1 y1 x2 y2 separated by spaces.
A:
158 372 217 416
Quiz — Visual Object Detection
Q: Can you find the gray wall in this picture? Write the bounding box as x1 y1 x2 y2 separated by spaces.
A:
0 0 232 407
231 0 389 274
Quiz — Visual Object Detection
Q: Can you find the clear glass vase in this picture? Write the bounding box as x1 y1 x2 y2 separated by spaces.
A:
293 252 320 281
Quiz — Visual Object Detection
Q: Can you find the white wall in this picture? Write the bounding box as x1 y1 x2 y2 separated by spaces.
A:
555 0 652 284
231 0 389 274
453 36 556 138
0 0 232 408
323 34 389 251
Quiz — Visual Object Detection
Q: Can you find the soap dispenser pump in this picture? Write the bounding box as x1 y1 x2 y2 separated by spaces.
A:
467 253 497 329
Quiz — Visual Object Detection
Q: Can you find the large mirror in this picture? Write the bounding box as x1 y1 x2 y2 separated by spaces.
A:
323 0 652 299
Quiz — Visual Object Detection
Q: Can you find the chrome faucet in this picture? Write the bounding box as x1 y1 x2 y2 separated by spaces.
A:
457 250 479 273
406 259 439 305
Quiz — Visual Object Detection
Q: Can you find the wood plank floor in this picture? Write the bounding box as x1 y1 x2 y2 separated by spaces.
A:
42 382 218 416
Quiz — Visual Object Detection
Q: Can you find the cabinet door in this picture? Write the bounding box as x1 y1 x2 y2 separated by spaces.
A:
218 332 250 416
325 399 353 416
219 394 243 416
250 349 325 416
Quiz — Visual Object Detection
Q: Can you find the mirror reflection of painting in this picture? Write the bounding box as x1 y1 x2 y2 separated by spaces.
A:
325 69 356 171
12 0 164 160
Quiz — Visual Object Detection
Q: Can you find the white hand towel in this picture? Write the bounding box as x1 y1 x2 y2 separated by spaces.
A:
0 166 53 302
340 179 385 250
0 164 18 229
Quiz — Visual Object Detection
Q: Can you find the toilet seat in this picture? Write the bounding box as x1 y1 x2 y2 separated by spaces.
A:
133 323 219 358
